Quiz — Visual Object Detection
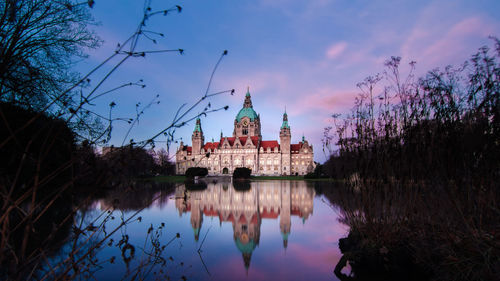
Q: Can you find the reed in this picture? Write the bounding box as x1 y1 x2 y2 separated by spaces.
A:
321 38 499 281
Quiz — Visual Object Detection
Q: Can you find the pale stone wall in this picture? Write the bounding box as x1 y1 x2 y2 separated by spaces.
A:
176 144 314 176
290 141 314 176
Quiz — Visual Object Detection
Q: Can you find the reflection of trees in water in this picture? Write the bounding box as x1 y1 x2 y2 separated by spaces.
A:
185 181 208 191
1 181 182 280
315 180 499 281
2 193 75 279
232 179 250 191
99 181 176 211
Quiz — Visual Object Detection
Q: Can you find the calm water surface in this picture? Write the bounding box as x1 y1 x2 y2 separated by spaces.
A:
68 180 348 280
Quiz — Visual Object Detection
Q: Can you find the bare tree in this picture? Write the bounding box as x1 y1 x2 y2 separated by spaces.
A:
0 0 100 110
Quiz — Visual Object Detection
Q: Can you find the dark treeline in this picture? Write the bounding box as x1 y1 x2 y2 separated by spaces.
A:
0 101 176 279
323 39 499 183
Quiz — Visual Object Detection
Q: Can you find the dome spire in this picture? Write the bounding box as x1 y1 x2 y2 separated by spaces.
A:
243 87 253 108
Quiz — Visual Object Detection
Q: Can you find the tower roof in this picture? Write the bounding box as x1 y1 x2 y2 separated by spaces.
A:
281 111 289 129
193 227 200 241
193 118 202 133
281 231 289 249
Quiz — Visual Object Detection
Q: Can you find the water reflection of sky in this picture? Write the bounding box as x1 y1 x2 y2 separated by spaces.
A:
86 180 348 281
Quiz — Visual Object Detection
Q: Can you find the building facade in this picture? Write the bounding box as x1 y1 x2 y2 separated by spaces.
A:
175 89 315 176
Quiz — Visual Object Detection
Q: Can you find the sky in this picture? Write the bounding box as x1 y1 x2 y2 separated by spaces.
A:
79 0 500 162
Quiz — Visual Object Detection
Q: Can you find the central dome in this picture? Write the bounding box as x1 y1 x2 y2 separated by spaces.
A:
235 237 256 254
235 88 258 122
236 107 258 122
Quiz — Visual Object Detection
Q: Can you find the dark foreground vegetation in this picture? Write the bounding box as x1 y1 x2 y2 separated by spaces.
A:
323 41 499 183
321 40 500 281
0 102 178 279
316 180 498 281
0 1 201 279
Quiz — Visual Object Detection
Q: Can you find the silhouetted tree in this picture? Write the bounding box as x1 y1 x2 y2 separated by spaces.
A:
153 148 175 175
103 145 156 178
0 0 99 110
185 167 208 179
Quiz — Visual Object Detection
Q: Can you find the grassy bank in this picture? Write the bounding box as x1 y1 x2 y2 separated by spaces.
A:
151 175 186 183
252 175 304 180
151 175 336 182
251 176 335 181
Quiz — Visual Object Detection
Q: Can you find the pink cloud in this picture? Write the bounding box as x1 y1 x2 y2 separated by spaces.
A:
287 243 341 269
402 16 499 71
210 254 273 280
255 242 341 281
289 87 357 115
421 17 495 64
326 42 348 59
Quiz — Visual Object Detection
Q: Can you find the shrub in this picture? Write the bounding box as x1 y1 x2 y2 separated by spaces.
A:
233 167 251 179
304 173 317 179
185 167 208 178
103 146 155 178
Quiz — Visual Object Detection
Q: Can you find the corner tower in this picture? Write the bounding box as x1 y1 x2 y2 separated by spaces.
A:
233 88 262 138
280 110 291 174
192 118 204 155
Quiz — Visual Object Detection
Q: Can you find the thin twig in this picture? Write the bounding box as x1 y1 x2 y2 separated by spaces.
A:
197 226 211 252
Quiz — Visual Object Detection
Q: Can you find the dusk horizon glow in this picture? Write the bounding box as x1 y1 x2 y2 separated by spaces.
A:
81 0 500 162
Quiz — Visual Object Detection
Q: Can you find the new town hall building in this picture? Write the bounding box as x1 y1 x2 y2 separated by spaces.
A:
175 90 315 176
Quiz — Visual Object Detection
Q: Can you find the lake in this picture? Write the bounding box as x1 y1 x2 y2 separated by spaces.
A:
41 180 349 280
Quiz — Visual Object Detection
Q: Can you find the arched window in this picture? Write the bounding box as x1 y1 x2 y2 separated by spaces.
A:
242 128 248 135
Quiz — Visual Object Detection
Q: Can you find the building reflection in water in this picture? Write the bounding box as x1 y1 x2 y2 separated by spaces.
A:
175 180 315 271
